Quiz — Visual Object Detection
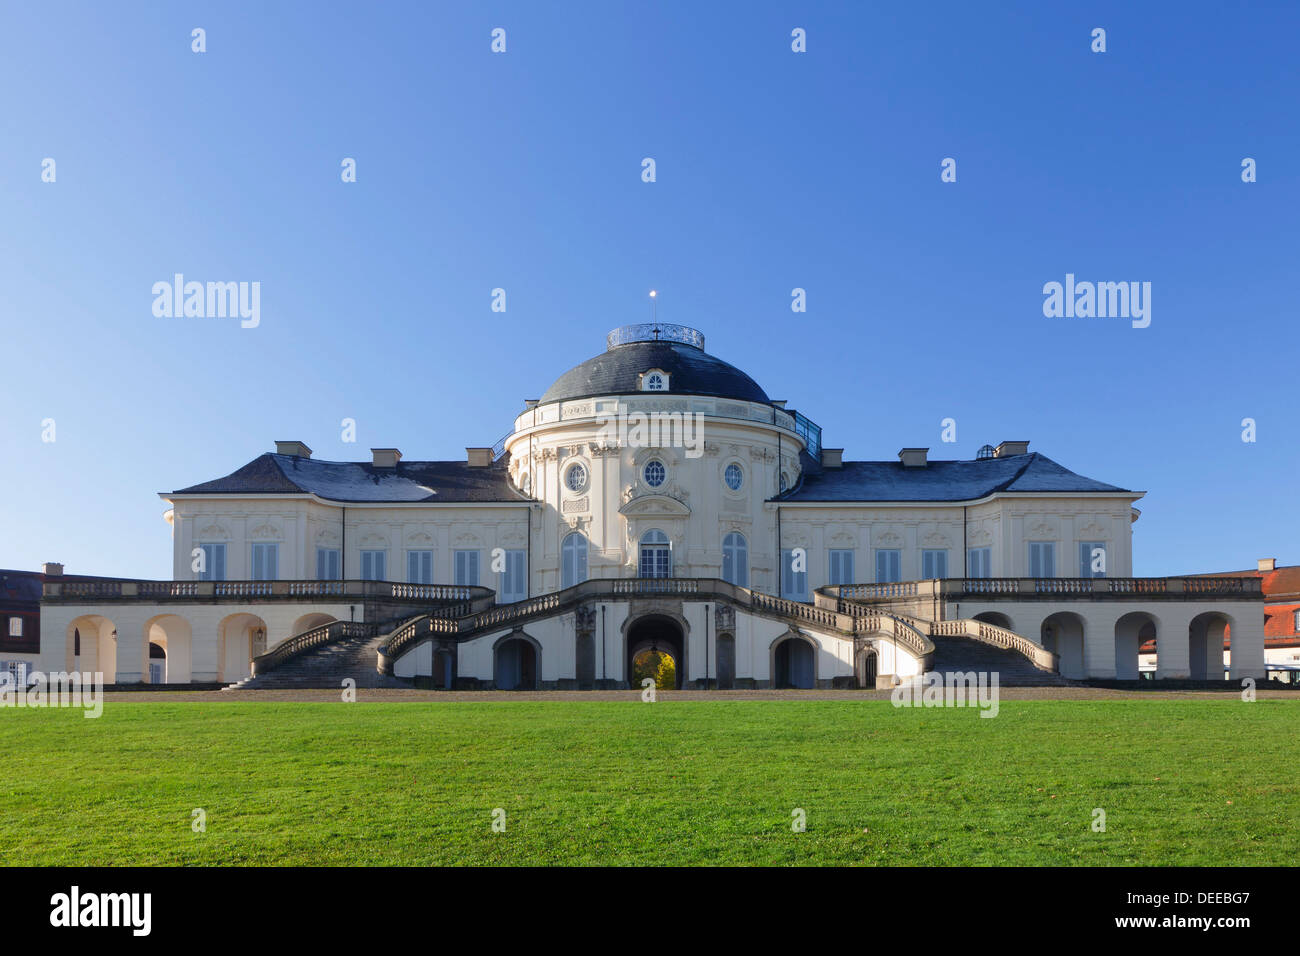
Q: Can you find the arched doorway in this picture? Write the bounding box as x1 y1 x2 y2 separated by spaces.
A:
1115 611 1158 680
625 614 685 689
1188 612 1232 680
494 634 539 690
1041 612 1086 680
218 613 268 683
856 645 878 689
772 634 816 689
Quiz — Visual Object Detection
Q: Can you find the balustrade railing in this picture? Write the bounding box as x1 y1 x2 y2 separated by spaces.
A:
251 620 376 676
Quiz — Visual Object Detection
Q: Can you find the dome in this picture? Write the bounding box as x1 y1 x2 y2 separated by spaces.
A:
539 324 771 405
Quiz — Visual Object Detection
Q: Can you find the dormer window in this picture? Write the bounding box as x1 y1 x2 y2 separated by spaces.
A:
641 368 669 391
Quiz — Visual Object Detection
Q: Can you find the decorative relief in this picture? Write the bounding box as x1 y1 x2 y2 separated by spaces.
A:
967 527 993 546
199 523 231 541
715 605 736 630
875 531 903 547
562 496 589 514
575 605 596 635
248 521 281 540
921 531 951 547
1077 520 1108 539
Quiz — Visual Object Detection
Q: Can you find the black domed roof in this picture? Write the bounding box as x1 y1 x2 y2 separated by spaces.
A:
539 327 770 405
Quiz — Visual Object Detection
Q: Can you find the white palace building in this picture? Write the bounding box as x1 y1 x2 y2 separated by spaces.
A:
33 324 1265 690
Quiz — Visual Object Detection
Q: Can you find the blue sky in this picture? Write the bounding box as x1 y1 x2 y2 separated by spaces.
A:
1 1 1296 578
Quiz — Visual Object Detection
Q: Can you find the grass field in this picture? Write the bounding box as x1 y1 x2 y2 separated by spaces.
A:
1 698 1296 865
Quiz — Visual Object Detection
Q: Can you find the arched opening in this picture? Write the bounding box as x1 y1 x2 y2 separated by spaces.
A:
973 611 1015 632
715 633 735 689
1041 612 1086 680
625 614 685 689
1115 611 1158 681
772 634 816 689
856 645 878 689
291 612 337 637
494 635 539 690
218 613 268 683
562 532 588 589
722 533 748 588
1188 611 1232 681
145 614 192 684
66 615 116 680
639 529 672 579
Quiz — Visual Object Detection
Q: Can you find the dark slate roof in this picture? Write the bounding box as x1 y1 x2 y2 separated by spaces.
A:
776 453 1132 503
539 341 770 404
168 454 527 503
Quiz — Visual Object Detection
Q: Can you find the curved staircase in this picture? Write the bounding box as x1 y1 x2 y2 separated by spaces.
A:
926 632 1073 686
226 624 411 691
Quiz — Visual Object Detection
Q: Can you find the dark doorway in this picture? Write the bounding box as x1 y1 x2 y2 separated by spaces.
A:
495 637 538 690
774 638 814 689
716 634 735 689
626 615 685 689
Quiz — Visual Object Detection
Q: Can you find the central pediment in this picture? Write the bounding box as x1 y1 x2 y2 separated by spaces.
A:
619 493 691 517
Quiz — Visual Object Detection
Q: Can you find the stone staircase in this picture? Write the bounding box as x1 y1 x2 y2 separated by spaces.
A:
226 628 411 690
927 632 1073 686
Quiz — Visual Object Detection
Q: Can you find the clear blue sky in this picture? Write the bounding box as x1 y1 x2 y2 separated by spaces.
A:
1 2 1295 579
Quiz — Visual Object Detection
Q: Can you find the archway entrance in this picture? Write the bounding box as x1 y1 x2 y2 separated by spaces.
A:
626 615 685 689
773 636 816 689
494 637 538 690
856 645 877 689
1041 612 1086 680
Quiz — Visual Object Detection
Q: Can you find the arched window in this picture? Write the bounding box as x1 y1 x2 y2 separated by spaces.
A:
562 532 588 589
639 528 671 578
722 532 748 587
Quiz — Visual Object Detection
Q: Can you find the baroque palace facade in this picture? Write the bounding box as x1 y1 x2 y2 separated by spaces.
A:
31 324 1265 689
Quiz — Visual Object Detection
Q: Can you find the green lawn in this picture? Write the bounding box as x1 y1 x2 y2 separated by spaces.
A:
0 699 1296 865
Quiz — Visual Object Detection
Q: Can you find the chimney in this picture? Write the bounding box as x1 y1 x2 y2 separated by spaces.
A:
275 440 313 459
821 448 844 468
466 447 493 468
898 448 929 468
371 448 402 469
1258 558 1277 572
41 562 64 577
994 440 1030 458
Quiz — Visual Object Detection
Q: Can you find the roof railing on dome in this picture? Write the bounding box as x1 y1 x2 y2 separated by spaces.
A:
491 430 511 461
605 323 705 351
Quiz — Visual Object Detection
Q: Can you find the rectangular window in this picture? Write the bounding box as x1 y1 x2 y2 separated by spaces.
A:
499 549 527 603
921 549 948 579
407 550 433 585
1294 610 1300 633
875 549 901 583
1078 541 1107 578
967 547 992 579
250 543 278 581
198 542 226 581
781 549 809 602
316 548 341 580
360 550 386 581
1028 542 1056 578
828 549 855 587
8 617 22 638
454 550 480 587
5 661 26 686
